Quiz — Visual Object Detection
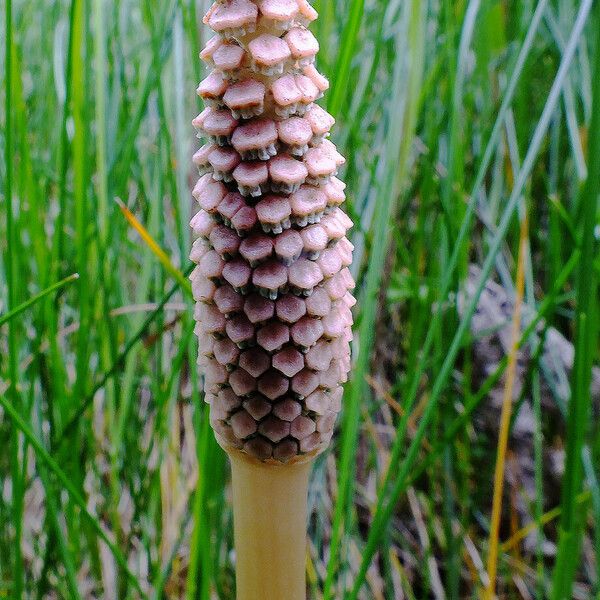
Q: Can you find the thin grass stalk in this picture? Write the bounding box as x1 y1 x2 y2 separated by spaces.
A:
70 0 90 564
153 143 168 599
501 490 591 554
0 274 79 327
93 4 127 587
443 0 479 238
53 0 77 275
550 2 600 596
33 395 82 600
108 1 178 181
401 253 578 594
582 449 600 596
349 2 593 595
532 341 545 599
484 212 529 599
57 266 193 444
8 40 55 501
544 9 587 183
326 0 364 117
440 3 480 593
4 1 25 596
186 392 213 600
93 0 109 248
42 0 77 431
369 0 549 531
91 12 119 471
324 3 425 595
410 248 579 482
179 0 201 83
173 12 191 265
155 67 185 265
502 99 547 595
0 389 146 596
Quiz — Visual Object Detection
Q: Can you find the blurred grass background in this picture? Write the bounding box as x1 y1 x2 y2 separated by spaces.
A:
1 0 600 598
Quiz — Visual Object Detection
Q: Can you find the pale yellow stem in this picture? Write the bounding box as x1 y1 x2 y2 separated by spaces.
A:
228 449 313 600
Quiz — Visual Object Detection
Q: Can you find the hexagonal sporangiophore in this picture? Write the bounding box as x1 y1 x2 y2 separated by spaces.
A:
192 0 354 463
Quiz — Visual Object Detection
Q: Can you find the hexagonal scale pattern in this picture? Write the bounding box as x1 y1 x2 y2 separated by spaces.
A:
192 0 354 462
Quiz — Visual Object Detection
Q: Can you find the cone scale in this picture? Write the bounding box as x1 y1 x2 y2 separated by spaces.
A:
190 1 354 597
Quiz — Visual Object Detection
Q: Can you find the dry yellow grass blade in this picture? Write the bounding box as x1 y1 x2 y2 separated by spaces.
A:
500 490 591 553
366 375 432 451
115 198 192 297
484 212 529 600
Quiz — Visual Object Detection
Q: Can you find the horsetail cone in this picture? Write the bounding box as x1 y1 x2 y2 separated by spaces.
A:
191 0 355 464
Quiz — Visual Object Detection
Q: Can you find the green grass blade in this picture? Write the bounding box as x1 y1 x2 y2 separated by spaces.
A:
33 390 83 600
374 0 549 518
323 2 426 597
4 1 24 596
0 274 79 327
550 2 600 597
0 393 147 598
56 266 193 444
348 2 594 595
326 0 365 118
93 0 109 248
342 1 548 591
73 0 90 407
409 249 579 486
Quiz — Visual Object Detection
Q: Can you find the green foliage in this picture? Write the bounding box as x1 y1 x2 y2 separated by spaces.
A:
1 0 599 597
